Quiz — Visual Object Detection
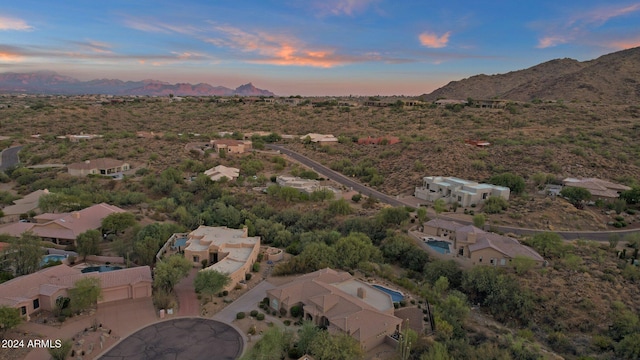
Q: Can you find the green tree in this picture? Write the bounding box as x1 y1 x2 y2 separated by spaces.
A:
433 199 446 218
472 213 486 228
134 236 160 266
423 260 463 289
154 255 192 292
241 326 292 360
482 196 508 214
48 340 72 360
417 207 428 224
512 255 536 274
296 320 321 355
351 193 362 203
194 270 230 300
620 186 640 205
334 232 382 270
560 186 591 208
0 306 21 335
488 173 526 195
69 277 102 312
420 342 453 360
616 333 640 359
101 212 136 235
378 206 410 226
328 198 352 215
76 229 102 260
528 232 564 258
7 232 44 275
309 331 364 360
310 188 334 202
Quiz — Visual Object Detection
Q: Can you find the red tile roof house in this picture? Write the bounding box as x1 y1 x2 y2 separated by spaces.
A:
266 268 403 351
67 158 130 177
0 203 126 246
423 219 545 266
210 139 253 154
0 264 152 319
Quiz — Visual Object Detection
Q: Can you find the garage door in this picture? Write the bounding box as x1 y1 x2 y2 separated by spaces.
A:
134 285 150 298
101 287 130 303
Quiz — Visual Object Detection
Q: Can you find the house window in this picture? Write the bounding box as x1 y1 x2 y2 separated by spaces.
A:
20 306 26 315
490 258 495 265
426 184 430 189
457 196 461 202
500 259 506 266
193 256 199 263
33 299 39 310
482 193 488 199
478 257 482 263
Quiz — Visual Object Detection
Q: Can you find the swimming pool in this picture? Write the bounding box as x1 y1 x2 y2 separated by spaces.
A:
174 238 187 248
372 284 405 302
81 265 123 273
40 254 66 267
426 240 451 254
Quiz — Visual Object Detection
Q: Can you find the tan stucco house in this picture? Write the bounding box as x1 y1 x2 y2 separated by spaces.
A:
414 176 510 207
0 264 152 319
424 220 544 266
266 268 403 351
0 203 126 245
67 158 130 177
562 177 631 199
204 165 240 181
180 226 260 291
211 139 252 154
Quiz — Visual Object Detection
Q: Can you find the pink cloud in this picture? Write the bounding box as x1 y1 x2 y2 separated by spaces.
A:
0 16 33 31
122 17 200 36
536 35 570 49
419 31 451 48
579 3 640 26
206 25 371 67
609 38 640 50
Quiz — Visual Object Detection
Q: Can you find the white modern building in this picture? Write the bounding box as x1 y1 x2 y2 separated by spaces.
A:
414 176 510 207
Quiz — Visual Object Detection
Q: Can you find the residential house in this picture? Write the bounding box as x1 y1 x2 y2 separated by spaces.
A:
1 189 50 222
276 176 342 197
562 178 631 199
414 176 510 207
67 158 130 177
0 264 152 319
0 203 126 245
266 268 403 351
211 139 252 154
178 226 260 291
299 133 339 144
423 220 544 266
204 165 240 181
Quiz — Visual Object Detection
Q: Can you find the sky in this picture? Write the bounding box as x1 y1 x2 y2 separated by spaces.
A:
1 0 639 96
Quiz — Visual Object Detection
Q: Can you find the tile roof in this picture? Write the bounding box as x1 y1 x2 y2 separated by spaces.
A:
468 232 544 262
67 158 128 171
563 178 631 198
424 218 464 232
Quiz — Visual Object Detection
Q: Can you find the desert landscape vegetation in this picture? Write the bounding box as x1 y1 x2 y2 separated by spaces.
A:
1 47 640 360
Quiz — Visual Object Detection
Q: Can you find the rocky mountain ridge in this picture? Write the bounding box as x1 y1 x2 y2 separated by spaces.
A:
0 71 275 96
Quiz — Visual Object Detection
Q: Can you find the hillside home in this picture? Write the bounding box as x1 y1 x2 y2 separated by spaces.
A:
211 139 252 154
204 165 240 181
0 265 152 319
178 226 260 291
423 220 544 266
0 203 126 245
300 133 338 144
414 176 510 207
562 177 631 199
67 158 130 177
266 268 403 351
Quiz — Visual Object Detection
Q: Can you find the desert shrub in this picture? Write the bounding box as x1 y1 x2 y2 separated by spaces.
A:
245 273 252 281
252 263 260 272
250 310 259 317
236 312 245 320
256 313 265 321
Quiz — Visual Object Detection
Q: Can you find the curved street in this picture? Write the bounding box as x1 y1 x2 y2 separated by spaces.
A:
267 144 640 241
0 145 22 171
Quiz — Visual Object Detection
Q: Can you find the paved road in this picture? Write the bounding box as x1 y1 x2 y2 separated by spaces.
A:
0 145 22 171
267 144 407 207
268 144 640 242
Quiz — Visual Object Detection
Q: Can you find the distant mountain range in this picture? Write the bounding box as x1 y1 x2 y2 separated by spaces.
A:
0 71 275 96
422 46 640 104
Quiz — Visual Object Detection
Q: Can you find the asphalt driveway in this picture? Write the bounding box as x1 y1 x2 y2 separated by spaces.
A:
99 318 243 360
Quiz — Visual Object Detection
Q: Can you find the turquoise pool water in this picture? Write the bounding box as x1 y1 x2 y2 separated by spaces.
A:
174 238 187 248
81 265 122 273
40 254 66 267
372 284 405 302
426 240 451 254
